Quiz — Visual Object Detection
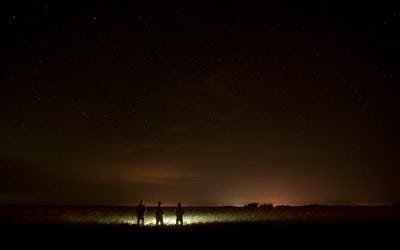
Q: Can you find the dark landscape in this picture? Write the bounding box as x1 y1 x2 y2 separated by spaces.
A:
1 205 400 246
1 1 400 247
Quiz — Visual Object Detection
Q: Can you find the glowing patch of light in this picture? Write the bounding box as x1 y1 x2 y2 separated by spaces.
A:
120 209 278 226
59 207 279 226
122 214 208 226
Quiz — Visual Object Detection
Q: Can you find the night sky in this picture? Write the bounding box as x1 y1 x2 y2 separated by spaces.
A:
1 1 399 206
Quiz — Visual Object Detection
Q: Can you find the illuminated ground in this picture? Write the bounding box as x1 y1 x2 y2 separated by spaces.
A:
1 205 399 225
122 208 279 226
1 205 399 246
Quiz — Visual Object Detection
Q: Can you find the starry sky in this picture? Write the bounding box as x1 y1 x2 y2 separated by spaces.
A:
1 1 399 206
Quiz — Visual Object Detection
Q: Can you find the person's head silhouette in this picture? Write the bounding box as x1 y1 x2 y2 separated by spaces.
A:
158 201 162 206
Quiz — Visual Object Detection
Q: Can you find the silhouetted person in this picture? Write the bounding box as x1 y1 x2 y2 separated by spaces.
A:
155 201 164 226
136 200 146 225
175 202 184 225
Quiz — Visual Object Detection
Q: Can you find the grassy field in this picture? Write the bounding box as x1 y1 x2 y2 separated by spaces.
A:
1 205 399 246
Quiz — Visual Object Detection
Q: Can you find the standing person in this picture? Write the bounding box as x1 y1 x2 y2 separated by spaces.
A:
136 200 146 226
155 201 164 226
175 202 184 225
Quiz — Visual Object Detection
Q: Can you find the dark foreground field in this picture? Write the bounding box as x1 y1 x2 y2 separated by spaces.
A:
1 205 399 247
2 220 399 247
